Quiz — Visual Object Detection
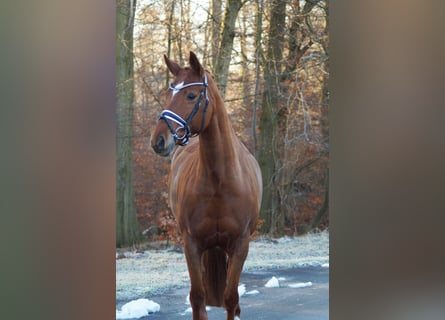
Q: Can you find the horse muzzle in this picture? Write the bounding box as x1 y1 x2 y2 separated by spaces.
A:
151 133 175 157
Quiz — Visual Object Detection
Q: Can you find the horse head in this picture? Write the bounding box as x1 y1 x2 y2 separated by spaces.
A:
151 51 213 156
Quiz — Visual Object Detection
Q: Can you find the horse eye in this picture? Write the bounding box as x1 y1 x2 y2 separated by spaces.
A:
187 93 196 100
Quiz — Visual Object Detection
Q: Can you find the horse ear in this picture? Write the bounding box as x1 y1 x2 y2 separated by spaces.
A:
164 54 181 76
189 51 204 77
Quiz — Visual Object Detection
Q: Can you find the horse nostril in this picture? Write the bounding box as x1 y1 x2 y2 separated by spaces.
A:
152 135 165 153
157 135 165 150
152 134 172 157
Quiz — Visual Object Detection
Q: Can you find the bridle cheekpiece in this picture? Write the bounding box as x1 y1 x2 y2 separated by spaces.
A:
159 73 209 146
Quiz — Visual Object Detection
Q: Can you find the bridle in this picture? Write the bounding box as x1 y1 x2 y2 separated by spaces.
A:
159 73 209 146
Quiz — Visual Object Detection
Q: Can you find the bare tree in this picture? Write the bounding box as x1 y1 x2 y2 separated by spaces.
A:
258 0 287 235
211 0 223 67
214 0 244 97
258 0 328 235
116 0 142 246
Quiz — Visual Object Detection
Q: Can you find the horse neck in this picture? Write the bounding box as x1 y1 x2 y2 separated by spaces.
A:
198 89 239 181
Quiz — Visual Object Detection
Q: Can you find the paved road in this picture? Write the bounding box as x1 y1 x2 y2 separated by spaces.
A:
117 266 328 320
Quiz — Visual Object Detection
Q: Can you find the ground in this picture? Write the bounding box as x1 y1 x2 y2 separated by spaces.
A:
116 231 329 319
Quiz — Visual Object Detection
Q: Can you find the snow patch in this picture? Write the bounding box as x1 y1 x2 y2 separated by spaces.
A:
238 284 246 297
181 306 211 316
265 276 280 288
288 281 313 288
116 298 160 319
181 307 192 315
246 289 260 295
277 236 293 244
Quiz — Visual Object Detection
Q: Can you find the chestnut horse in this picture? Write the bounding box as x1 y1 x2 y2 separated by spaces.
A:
151 52 262 320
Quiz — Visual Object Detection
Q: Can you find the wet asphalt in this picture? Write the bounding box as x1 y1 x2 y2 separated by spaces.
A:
117 266 328 320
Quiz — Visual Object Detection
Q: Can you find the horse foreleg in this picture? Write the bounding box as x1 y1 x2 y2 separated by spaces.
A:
224 239 249 320
184 238 208 320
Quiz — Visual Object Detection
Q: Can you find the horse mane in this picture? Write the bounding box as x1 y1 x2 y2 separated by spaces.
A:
204 69 215 79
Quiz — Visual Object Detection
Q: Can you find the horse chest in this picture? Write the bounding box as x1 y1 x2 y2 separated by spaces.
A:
176 186 253 241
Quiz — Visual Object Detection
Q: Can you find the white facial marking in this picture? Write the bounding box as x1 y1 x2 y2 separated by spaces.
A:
172 82 184 97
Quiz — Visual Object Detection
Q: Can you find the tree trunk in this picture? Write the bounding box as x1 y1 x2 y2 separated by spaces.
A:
311 1 329 231
116 0 141 247
258 0 286 235
214 0 244 97
310 168 329 230
211 0 222 68
239 6 250 116
166 0 175 87
252 0 263 155
181 0 192 53
321 0 329 140
284 0 318 78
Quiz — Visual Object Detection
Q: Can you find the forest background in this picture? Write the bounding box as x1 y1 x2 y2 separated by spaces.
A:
117 0 329 246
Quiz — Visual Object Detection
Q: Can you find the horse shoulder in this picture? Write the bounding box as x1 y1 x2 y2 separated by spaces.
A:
234 139 262 207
